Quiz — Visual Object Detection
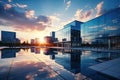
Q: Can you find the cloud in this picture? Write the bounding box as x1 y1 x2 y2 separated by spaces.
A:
65 0 71 10
25 10 35 19
60 18 75 28
53 13 62 17
8 0 12 2
74 1 107 22
74 9 93 22
16 3 27 8
0 2 51 32
4 4 12 9
96 1 105 17
103 26 118 30
47 15 61 31
49 16 60 22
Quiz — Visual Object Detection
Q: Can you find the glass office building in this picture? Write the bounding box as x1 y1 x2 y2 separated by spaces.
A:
1 31 20 44
56 20 83 47
81 8 120 49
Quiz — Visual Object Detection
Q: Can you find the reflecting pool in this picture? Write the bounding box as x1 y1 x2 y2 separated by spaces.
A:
0 47 120 80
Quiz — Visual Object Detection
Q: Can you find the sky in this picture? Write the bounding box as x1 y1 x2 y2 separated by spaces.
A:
0 0 120 42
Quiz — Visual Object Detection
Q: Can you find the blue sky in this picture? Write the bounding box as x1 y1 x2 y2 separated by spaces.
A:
0 0 120 42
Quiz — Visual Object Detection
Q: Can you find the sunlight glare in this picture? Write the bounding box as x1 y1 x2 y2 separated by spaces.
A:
40 38 45 44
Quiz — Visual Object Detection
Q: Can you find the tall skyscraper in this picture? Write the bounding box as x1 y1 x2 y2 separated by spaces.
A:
50 31 55 38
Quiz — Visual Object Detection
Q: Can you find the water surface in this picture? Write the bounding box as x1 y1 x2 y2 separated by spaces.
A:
0 47 120 80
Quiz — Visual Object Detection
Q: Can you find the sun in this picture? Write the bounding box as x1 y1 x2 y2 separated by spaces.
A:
40 38 45 44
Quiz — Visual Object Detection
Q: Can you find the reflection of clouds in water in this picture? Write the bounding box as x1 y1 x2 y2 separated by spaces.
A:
26 74 35 80
0 48 73 80
10 61 60 80
103 26 118 30
0 66 9 73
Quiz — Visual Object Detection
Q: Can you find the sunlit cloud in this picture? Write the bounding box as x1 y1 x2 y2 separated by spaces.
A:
53 13 62 17
74 9 93 22
49 16 60 22
0 1 51 32
74 1 107 22
12 15 51 32
96 1 106 17
44 15 61 35
60 18 75 28
65 0 71 10
16 3 27 9
4 3 12 9
25 10 35 19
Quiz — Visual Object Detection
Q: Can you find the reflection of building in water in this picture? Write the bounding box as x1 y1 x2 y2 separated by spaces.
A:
43 48 57 59
31 39 35 45
95 51 120 62
55 49 82 74
70 50 82 74
1 48 20 59
30 47 40 54
31 47 35 53
35 48 40 54
50 54 55 60
80 51 120 78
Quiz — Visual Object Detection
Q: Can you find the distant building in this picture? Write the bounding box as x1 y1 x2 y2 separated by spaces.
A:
35 38 40 45
50 31 55 38
31 38 40 45
16 38 20 43
56 20 83 47
44 36 53 44
31 39 35 45
1 31 20 44
50 31 57 42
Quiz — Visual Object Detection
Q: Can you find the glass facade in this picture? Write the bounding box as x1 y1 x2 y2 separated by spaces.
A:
1 31 16 43
56 20 83 47
81 8 120 49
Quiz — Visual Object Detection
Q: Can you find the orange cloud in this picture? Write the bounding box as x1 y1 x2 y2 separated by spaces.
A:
25 10 35 19
4 4 12 9
0 2 51 32
74 9 93 22
96 1 105 17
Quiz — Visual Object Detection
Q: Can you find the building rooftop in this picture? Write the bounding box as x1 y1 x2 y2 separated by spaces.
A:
64 20 83 28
